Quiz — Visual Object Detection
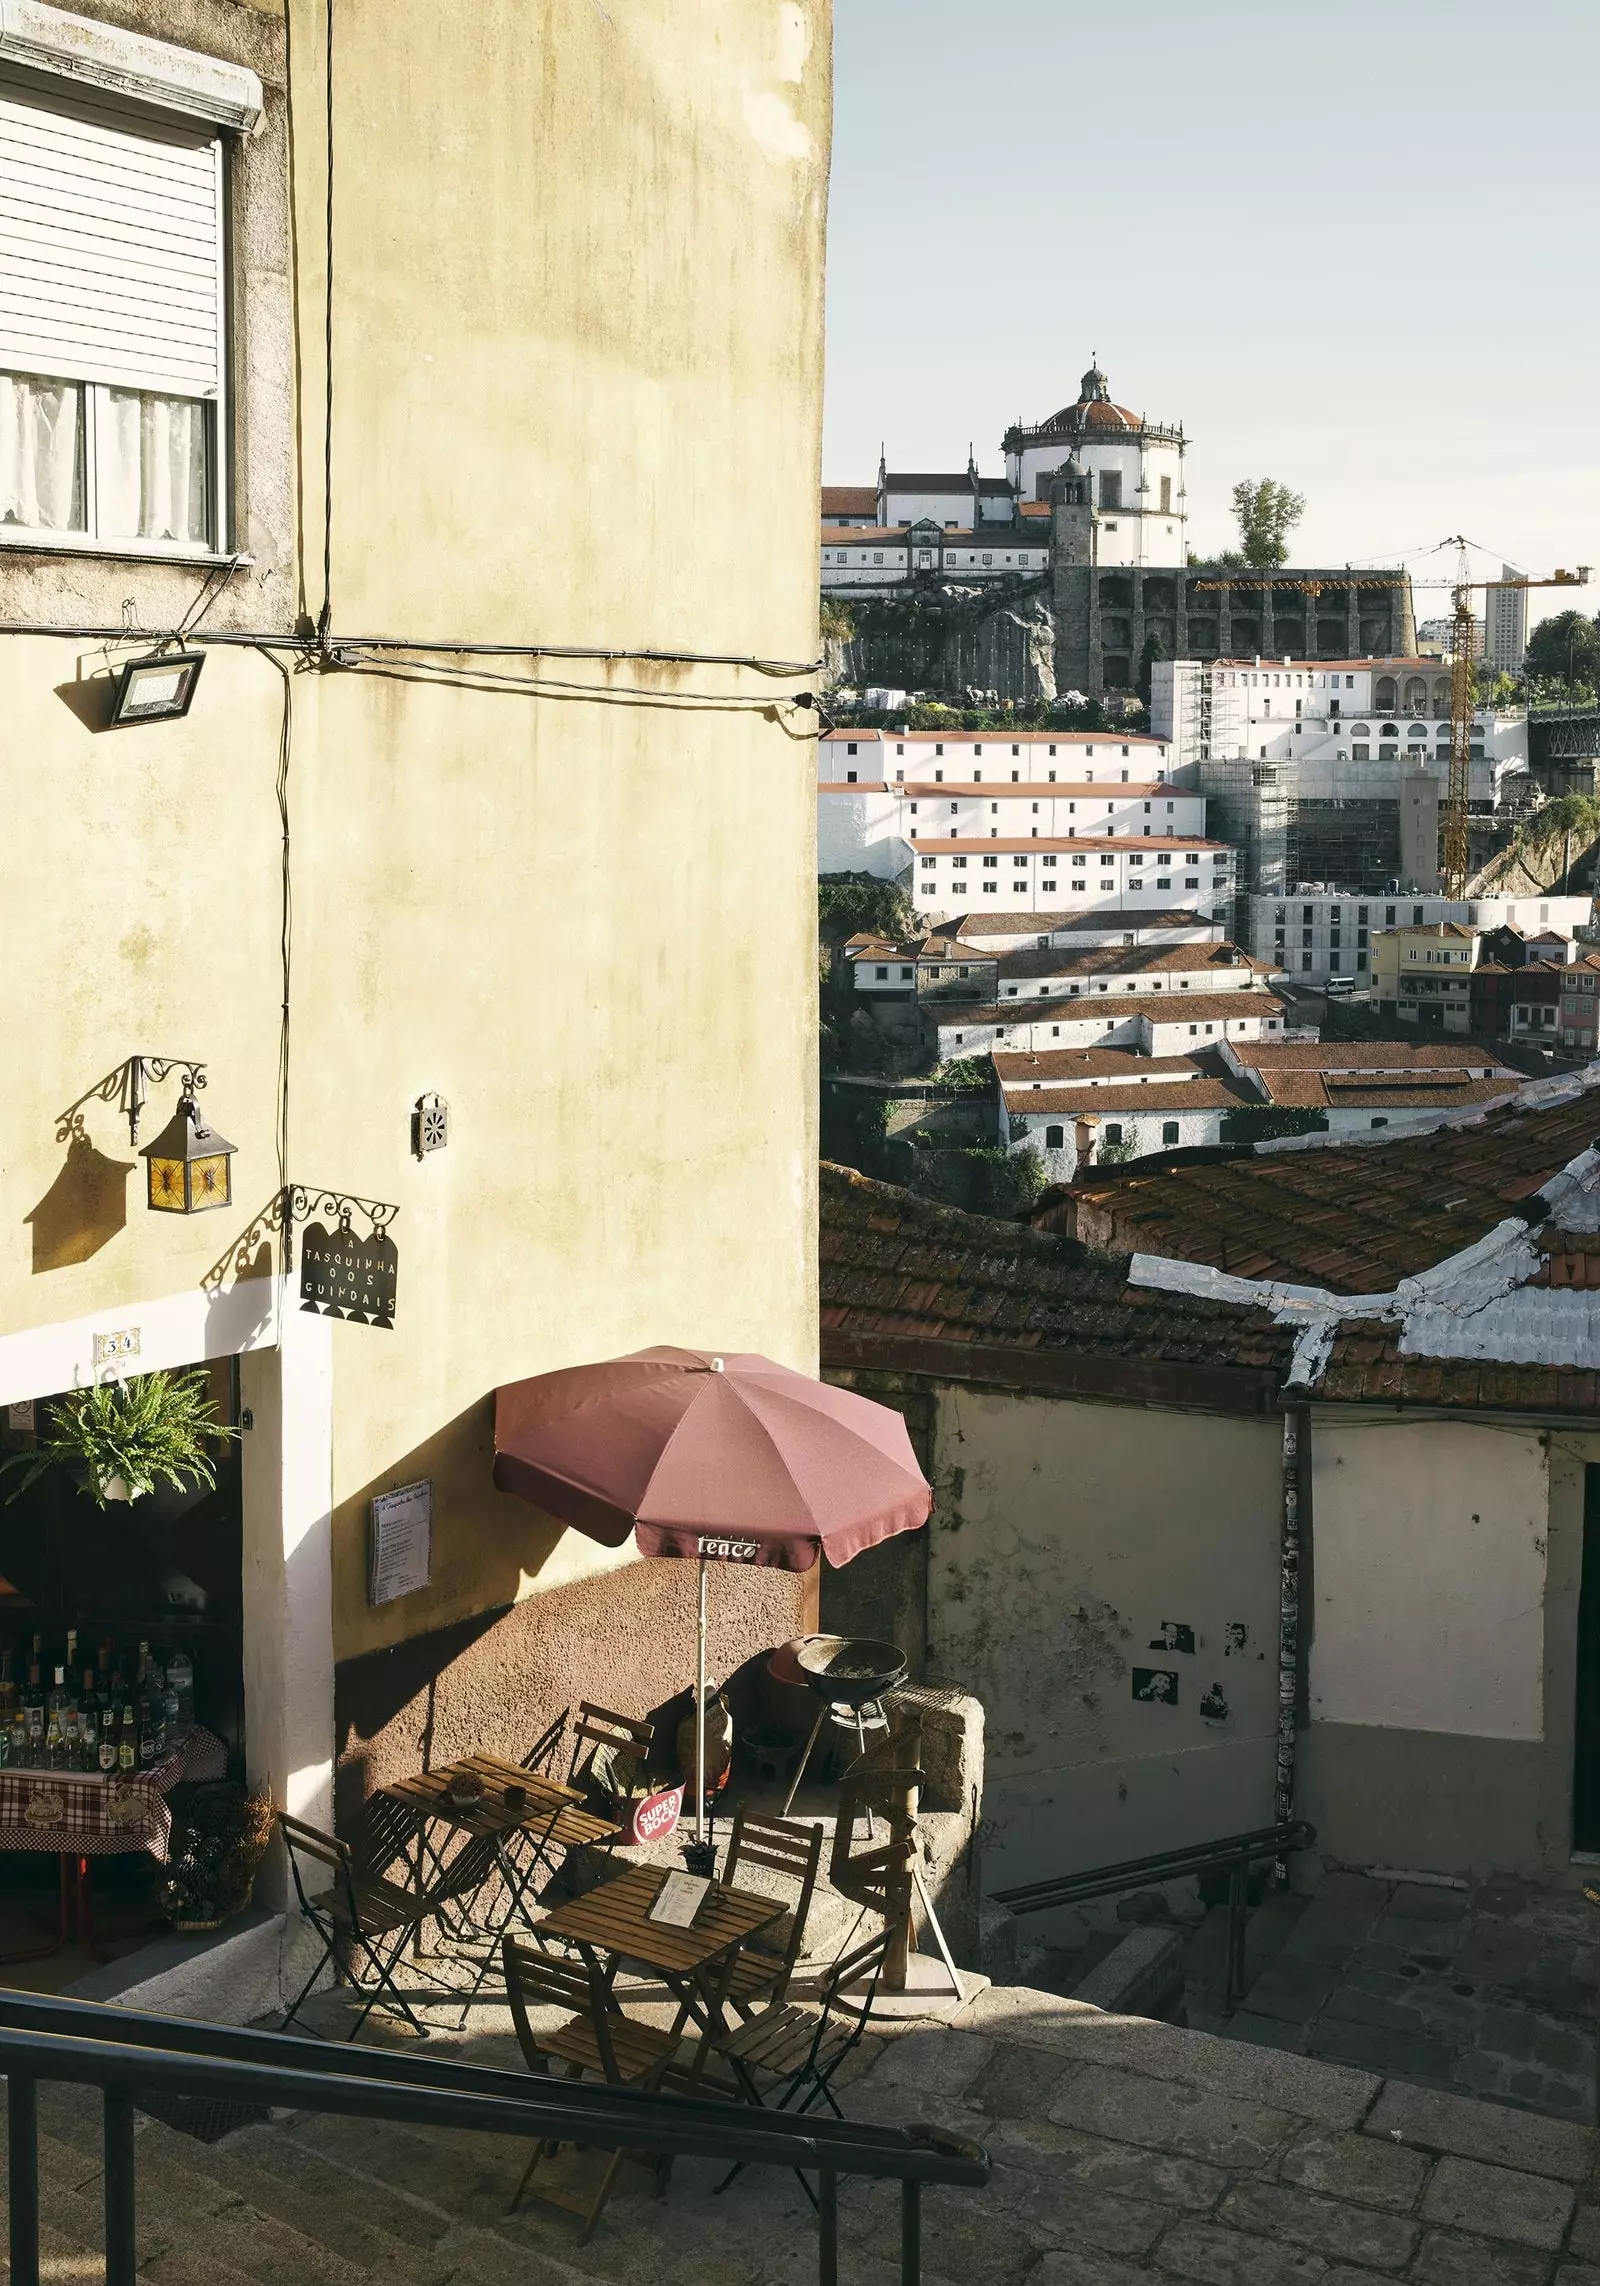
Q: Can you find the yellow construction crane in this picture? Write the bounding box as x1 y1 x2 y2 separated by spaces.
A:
1436 541 1590 894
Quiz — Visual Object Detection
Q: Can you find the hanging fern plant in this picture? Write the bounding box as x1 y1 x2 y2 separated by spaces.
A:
1 1370 237 1508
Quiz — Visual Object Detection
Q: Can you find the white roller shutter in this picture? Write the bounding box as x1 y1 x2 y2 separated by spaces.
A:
0 66 222 399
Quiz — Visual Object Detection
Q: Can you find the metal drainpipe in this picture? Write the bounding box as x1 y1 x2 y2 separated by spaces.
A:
1275 1405 1304 1842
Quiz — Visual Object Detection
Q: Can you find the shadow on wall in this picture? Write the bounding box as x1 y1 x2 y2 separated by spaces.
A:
26 1127 134 1271
333 1554 807 1834
53 670 120 734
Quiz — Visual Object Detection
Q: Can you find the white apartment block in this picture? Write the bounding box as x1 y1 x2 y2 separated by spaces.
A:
998 1037 1521 1183
913 838 1232 923
820 520 1052 590
931 983 1282 1063
1153 658 1528 789
820 730 1172 785
1484 571 1530 674
1252 890 1594 987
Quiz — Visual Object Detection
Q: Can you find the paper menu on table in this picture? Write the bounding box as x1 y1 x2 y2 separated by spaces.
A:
646 1870 710 1927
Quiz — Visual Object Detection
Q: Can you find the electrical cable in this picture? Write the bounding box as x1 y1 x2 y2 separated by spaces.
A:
0 624 822 678
318 0 334 643
326 649 817 721
250 645 295 1228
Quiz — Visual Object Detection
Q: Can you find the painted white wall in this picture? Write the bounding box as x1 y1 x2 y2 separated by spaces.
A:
933 997 1286 1059
817 787 908 879
819 733 1172 784
1309 1419 1549 1742
1254 892 1594 986
925 1387 1281 1894
241 1309 336 1887
913 844 1231 919
1008 1102 1225 1178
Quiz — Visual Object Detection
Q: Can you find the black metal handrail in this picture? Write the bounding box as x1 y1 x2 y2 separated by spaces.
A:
992 1819 1316 2012
0 1991 988 2286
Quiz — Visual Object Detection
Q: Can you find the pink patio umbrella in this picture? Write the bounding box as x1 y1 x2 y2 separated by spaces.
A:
492 1346 932 1853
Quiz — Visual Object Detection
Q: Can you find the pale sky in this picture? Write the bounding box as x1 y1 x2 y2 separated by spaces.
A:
823 0 1600 631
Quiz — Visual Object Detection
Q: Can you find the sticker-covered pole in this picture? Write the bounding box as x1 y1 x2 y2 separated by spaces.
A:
696 1542 707 1844
1275 1408 1302 1846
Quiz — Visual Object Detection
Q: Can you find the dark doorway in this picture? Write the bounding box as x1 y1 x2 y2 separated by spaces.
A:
1572 1465 1600 1849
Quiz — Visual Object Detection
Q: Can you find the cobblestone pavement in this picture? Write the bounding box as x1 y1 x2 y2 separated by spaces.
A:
843 1985 1600 2286
1180 1871 1600 2125
188 1973 1600 2285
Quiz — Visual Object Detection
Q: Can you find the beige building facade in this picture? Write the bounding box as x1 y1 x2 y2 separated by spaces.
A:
1 0 829 1880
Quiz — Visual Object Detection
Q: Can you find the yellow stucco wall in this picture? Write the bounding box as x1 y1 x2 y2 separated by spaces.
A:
1 0 830 1659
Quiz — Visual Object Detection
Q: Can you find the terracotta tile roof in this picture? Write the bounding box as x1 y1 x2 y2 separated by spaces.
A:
994 1049 1211 1082
1533 1227 1600 1287
992 943 1265 983
931 990 1284 1033
1319 1312 1600 1415
821 487 877 514
945 908 1215 938
1233 1040 1512 1072
1032 1087 1600 1296
819 1162 1295 1400
1003 1078 1250 1114
881 472 978 490
1259 1073 1519 1112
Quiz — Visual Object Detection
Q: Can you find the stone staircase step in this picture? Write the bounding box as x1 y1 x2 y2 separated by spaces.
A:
282 2112 529 2225
173 2124 457 2274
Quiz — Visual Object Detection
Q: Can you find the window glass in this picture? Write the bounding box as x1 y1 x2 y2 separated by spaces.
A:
0 371 84 531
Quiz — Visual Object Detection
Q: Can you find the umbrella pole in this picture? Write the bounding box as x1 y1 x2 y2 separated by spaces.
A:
695 1544 707 1846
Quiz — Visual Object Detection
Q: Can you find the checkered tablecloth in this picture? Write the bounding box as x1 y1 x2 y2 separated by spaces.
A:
0 1727 227 1860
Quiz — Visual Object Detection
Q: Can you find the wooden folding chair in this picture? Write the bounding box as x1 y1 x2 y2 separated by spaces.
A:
278 1810 438 2041
708 1926 892 2203
718 1808 825 2018
568 1703 656 1822
501 1931 680 2243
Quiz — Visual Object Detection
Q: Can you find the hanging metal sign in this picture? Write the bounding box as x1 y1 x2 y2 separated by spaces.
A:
289 1188 400 1328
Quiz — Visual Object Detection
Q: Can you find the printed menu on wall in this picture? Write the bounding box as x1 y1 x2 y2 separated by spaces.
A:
369 1479 432 1605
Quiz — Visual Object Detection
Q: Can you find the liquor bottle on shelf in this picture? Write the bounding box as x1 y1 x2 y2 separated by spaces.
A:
159 1667 180 1756
166 1646 194 1741
22 1661 43 1760
44 1702 63 1770
0 1644 18 1721
136 1696 155 1767
97 1709 117 1774
11 1711 27 1769
64 1628 77 1679
117 1702 135 1773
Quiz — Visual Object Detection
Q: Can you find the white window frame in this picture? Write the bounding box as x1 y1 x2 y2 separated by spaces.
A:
1 72 232 561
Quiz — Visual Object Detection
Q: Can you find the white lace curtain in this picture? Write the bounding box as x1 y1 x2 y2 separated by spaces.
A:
0 371 83 531
101 389 208 546
0 372 206 542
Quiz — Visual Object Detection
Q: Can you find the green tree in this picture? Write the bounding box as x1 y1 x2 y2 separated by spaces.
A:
1230 479 1306 570
817 874 914 946
1524 610 1600 692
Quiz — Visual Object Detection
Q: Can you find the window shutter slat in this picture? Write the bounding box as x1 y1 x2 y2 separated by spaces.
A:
0 70 221 397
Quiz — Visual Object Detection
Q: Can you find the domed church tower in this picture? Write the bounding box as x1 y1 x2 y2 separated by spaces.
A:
1003 362 1186 569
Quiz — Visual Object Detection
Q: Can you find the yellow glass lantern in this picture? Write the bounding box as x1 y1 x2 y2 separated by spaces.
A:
140 1094 235 1215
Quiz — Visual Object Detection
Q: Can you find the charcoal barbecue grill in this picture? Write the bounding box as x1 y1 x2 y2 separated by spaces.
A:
775 1634 908 1815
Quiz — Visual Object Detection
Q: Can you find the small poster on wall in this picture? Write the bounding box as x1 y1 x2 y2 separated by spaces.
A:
370 1479 432 1605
